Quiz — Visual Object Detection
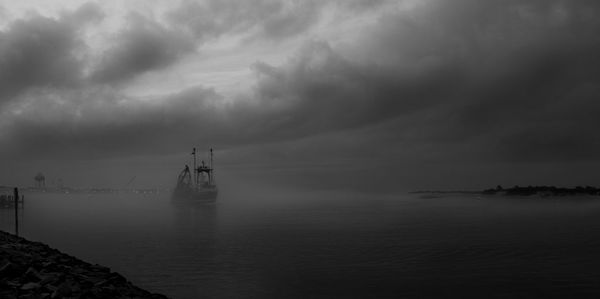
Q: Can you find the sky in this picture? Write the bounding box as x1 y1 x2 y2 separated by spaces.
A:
1 0 600 191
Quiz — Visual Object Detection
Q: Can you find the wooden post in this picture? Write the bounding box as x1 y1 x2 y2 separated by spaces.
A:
13 188 19 236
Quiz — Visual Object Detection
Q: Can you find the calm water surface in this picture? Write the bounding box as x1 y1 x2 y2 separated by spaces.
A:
3 185 600 298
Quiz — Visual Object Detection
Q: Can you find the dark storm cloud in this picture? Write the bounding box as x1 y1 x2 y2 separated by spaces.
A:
0 85 224 158
0 4 102 103
247 40 463 140
439 1 600 161
244 0 600 163
90 14 195 84
0 34 458 160
0 3 195 93
4 0 600 168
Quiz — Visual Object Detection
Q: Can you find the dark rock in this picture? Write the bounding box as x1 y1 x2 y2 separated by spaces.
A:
5 279 20 288
0 291 17 299
41 261 55 268
0 261 13 275
38 274 59 286
91 264 110 273
94 279 109 287
0 261 25 278
20 282 41 290
50 282 72 298
108 273 127 284
22 267 43 282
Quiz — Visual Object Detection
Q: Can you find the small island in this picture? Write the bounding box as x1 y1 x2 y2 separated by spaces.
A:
413 185 600 197
482 185 600 196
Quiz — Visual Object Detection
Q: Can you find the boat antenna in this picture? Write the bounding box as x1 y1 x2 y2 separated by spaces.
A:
192 148 197 189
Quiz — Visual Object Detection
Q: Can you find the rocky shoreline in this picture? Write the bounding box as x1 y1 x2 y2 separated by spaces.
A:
0 230 168 299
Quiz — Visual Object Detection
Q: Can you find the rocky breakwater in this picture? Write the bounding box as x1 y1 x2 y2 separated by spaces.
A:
0 231 168 299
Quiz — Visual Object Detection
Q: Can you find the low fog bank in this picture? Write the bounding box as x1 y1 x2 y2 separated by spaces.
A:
223 162 600 194
4 144 600 194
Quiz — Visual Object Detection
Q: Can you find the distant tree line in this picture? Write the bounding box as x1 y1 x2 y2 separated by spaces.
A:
482 185 600 196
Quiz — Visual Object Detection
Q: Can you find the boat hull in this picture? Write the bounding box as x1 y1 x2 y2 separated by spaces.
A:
172 186 218 202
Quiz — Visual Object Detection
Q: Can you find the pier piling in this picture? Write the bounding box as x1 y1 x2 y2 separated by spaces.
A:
14 187 19 236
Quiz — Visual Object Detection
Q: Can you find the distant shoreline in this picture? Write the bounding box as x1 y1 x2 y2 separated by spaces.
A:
0 231 168 298
412 185 600 197
19 187 169 195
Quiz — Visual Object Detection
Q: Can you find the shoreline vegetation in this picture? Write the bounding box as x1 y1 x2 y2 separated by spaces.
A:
0 231 168 299
412 185 600 197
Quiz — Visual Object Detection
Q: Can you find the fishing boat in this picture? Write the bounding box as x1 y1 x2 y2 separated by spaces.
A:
173 148 218 202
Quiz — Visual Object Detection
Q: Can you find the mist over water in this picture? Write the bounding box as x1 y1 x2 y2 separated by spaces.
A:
3 178 600 298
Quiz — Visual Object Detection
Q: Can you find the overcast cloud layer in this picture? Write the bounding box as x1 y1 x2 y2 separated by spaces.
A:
1 0 600 189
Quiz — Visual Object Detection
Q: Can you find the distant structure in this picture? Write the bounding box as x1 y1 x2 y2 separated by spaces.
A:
34 173 46 188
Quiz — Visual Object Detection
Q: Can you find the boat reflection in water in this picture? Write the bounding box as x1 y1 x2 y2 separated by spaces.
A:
172 148 218 203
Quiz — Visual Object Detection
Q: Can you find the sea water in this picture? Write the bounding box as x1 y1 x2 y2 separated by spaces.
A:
2 184 600 298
